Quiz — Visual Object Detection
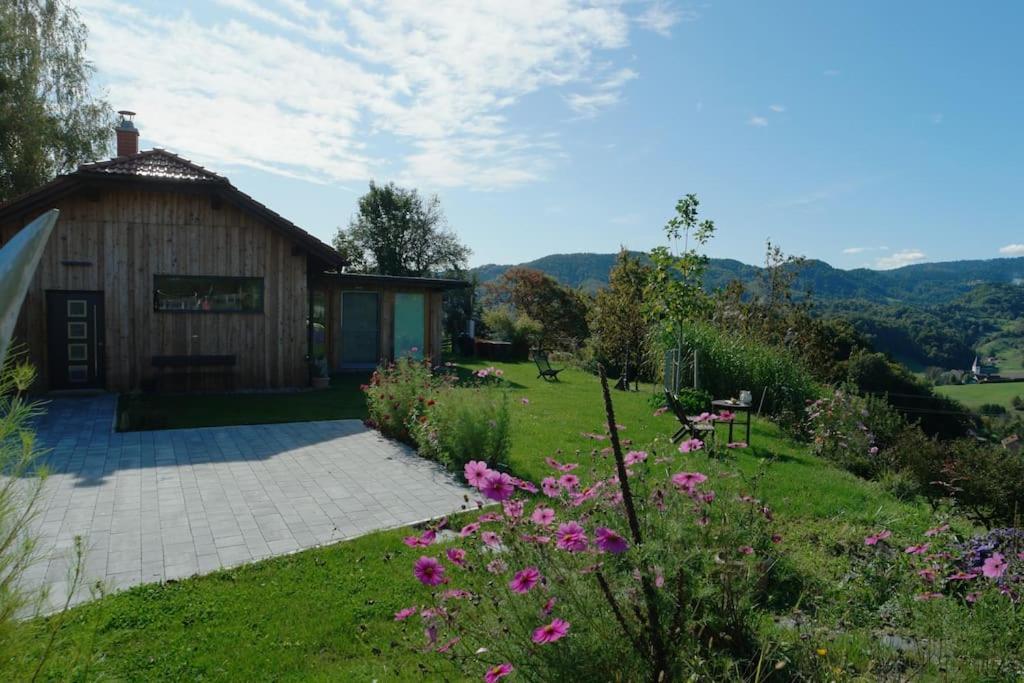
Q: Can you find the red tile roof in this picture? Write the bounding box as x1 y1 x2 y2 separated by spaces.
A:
77 149 225 183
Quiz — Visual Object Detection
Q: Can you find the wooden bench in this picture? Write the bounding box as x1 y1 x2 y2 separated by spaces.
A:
151 354 237 393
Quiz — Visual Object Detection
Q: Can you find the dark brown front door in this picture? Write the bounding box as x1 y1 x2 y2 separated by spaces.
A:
46 291 105 389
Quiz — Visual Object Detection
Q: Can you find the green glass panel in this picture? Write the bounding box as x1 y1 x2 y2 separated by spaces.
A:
341 292 379 366
393 293 424 360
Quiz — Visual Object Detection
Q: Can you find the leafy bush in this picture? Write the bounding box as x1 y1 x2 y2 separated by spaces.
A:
664 321 819 434
979 402 1007 416
675 387 711 414
392 374 804 680
807 387 909 479
364 357 448 443
480 306 542 356
1013 395 1024 411
414 387 512 474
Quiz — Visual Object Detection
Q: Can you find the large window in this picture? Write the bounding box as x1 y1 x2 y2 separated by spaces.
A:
153 275 264 313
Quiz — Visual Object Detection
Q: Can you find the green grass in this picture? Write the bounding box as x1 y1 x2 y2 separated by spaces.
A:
935 380 1024 411
117 373 370 430
21 360 948 680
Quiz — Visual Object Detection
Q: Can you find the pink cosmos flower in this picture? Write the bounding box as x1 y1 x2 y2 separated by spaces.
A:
946 571 978 581
502 499 524 518
965 592 980 603
446 548 467 566
394 606 417 621
509 566 542 593
514 478 539 493
521 397 530 405
480 471 516 501
904 543 930 555
917 568 937 583
624 450 648 465
484 663 514 683
555 521 589 552
717 410 735 421
531 506 556 526
478 512 503 523
738 545 755 556
486 559 508 574
532 618 571 644
863 530 892 546
982 552 1008 579
541 596 557 615
868 446 879 455
437 637 460 653
482 531 502 547
541 477 560 497
653 406 669 416
403 535 429 548
678 438 704 453
460 522 480 537
771 533 783 543
441 589 473 600
414 556 446 586
671 471 708 492
924 523 950 537
595 527 629 554
558 473 580 491
545 457 578 472
465 460 491 488
520 534 551 544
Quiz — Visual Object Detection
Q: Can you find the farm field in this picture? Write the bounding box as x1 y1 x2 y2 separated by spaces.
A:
936 380 1024 412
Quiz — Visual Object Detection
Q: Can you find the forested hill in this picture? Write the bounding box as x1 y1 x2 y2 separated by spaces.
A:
472 252 1024 305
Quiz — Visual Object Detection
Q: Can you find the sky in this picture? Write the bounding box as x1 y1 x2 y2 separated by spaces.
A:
75 0 1024 269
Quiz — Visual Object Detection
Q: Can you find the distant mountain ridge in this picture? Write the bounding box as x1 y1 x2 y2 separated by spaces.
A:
472 252 1024 305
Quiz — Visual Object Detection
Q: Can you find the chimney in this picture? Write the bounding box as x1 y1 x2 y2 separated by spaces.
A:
115 110 139 157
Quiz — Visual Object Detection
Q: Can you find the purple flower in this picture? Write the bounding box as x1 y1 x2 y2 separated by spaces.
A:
595 527 629 554
508 566 542 593
555 521 588 552
480 471 515 501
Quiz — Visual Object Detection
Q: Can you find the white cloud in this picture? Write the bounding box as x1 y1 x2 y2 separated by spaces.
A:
843 246 888 255
635 1 698 37
999 244 1024 256
768 104 786 113
875 249 926 269
748 116 769 128
76 0 651 190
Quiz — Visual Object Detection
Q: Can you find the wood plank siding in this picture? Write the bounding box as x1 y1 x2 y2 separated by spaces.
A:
0 188 310 391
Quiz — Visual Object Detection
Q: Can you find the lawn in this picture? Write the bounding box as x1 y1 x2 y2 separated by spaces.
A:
936 380 1024 412
19 360 948 680
116 372 370 430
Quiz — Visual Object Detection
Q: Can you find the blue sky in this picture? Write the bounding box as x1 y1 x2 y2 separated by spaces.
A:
77 0 1024 269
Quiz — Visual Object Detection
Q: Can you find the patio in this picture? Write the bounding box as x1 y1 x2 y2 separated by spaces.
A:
23 395 472 611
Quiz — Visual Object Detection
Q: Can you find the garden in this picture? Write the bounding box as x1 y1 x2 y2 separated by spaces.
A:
8 196 1024 680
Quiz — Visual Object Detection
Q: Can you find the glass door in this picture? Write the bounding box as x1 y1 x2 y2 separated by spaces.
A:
340 291 380 368
393 292 425 360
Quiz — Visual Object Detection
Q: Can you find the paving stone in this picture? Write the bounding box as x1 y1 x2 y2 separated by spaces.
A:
23 394 473 611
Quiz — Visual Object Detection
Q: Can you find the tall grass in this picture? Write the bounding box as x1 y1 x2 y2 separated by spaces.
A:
662 321 820 433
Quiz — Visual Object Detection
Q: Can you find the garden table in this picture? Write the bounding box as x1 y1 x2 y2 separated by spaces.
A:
711 399 752 445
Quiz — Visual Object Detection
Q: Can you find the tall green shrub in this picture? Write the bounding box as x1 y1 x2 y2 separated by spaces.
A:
414 387 512 473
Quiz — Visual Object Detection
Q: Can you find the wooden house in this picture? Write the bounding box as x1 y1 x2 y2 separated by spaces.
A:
0 113 465 392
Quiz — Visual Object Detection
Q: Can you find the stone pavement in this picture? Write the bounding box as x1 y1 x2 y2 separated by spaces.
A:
21 395 472 611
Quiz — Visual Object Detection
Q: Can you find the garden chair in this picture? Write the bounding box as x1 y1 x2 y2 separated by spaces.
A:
664 389 715 444
532 350 564 381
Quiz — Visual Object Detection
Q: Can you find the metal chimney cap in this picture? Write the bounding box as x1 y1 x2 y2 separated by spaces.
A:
116 110 137 130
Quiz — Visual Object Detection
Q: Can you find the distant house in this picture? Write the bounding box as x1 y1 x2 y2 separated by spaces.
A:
971 356 999 380
0 112 465 392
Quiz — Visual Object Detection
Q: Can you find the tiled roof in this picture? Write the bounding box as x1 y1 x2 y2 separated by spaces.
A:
77 149 225 183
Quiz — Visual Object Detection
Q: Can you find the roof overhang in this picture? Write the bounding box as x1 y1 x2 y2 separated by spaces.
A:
317 272 470 290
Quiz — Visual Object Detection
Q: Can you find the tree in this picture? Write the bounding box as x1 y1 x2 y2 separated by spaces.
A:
482 267 589 350
0 0 112 203
645 194 716 330
589 249 652 388
333 181 470 276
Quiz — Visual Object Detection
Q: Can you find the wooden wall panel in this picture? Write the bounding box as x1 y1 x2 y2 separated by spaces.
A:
0 187 310 392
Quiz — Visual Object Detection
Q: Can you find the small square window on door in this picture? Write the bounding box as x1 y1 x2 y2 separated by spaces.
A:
46 291 105 390
67 299 87 318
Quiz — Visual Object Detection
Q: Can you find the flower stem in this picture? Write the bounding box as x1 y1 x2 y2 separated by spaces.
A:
598 365 670 682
